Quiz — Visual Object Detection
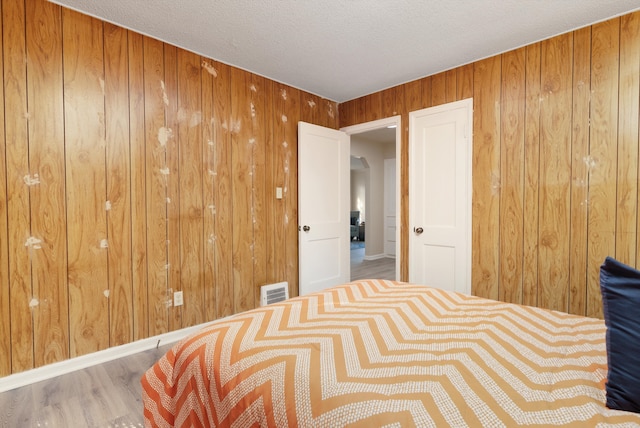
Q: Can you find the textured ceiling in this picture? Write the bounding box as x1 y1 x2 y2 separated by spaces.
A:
50 0 640 102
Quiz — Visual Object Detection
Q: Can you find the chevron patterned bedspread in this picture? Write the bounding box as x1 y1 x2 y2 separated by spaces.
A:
142 280 640 427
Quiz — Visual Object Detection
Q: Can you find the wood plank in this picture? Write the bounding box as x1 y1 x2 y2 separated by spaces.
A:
283 86 300 298
142 36 169 336
380 87 396 118
4 0 33 374
264 79 276 287
103 23 133 346
301 92 320 125
127 30 148 341
445 69 457 103
617 13 640 266
63 9 109 356
212 61 233 318
163 43 181 331
252 74 269 300
431 71 446 106
402 82 421 282
0 0 9 377
26 0 69 364
177 48 205 326
338 99 355 128
538 33 573 313
365 91 382 122
569 27 592 316
272 83 289 293
201 58 216 321
499 48 525 305
420 76 432 109
404 80 421 114
457 64 474 100
472 56 502 301
587 18 620 318
394 84 408 280
522 43 541 308
230 67 255 311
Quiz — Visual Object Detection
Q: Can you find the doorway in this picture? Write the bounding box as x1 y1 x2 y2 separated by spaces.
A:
342 116 401 281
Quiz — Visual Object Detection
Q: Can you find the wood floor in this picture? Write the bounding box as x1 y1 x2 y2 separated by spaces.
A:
0 344 172 427
0 248 392 427
350 245 396 281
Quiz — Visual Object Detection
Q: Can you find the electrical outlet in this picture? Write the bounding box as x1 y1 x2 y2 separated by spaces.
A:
173 290 184 307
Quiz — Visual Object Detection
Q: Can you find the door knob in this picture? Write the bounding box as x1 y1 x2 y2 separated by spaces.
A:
414 227 424 235
302 225 310 232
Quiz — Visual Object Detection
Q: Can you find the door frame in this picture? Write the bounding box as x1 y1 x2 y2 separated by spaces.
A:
341 116 401 281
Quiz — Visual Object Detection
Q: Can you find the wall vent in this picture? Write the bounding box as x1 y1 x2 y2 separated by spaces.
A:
260 282 289 306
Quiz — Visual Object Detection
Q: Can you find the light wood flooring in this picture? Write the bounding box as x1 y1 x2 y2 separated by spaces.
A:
0 249 393 427
0 343 172 428
350 244 396 281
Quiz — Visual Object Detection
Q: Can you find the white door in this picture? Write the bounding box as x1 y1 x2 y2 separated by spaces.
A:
383 158 396 257
298 122 350 295
409 99 472 294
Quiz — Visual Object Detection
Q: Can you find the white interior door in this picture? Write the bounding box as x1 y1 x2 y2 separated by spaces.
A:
409 99 472 294
298 122 350 295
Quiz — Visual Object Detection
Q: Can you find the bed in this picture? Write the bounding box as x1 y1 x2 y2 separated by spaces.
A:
142 279 640 427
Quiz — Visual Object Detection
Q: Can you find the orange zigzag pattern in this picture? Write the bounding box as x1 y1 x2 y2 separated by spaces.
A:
143 280 640 427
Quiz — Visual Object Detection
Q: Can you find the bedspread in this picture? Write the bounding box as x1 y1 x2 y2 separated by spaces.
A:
142 280 640 427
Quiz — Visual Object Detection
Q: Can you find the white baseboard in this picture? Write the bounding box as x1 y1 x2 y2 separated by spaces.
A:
364 253 387 261
0 321 212 393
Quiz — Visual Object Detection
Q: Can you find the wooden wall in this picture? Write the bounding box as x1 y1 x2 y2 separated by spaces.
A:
340 12 640 321
0 0 338 376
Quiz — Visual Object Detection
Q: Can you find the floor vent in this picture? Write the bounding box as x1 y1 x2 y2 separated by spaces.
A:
260 282 289 306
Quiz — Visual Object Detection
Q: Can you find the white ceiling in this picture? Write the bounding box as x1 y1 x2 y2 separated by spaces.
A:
50 0 640 102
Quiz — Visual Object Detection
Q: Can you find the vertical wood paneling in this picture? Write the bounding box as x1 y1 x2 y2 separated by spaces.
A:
103 23 133 347
538 33 573 313
420 76 432 109
284 87 301 298
128 30 148 341
4 0 33 373
336 12 639 321
499 48 525 304
163 44 181 332
404 81 421 113
264 78 276 286
272 83 289 294
63 10 109 356
365 92 382 122
445 69 457 103
212 62 233 319
143 37 169 337
380 87 396 118
431 71 446 106
231 67 255 312
5 0 640 376
177 49 204 327
301 92 320 125
26 0 68 366
252 74 269 297
472 56 502 300
587 19 620 318
402 82 420 281
1 0 341 375
201 59 216 322
569 28 592 315
522 43 541 308
0 0 9 377
617 13 640 266
457 64 474 100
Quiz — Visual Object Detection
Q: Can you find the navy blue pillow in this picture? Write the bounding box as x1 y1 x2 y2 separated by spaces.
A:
600 256 640 414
